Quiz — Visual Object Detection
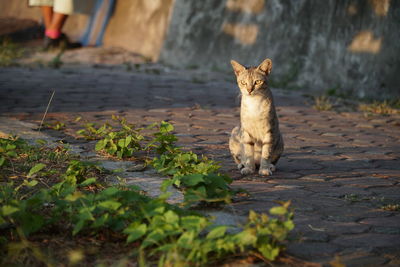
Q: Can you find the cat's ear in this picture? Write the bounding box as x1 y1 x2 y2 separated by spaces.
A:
257 58 272 75
231 60 246 76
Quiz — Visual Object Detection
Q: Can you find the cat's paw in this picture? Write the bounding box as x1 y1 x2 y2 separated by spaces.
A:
241 167 255 175
237 163 244 170
259 168 272 176
259 164 275 176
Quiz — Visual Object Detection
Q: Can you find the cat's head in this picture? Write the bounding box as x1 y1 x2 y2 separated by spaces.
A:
230 58 272 96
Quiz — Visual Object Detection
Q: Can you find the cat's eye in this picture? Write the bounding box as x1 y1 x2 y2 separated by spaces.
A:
255 80 263 85
240 81 247 86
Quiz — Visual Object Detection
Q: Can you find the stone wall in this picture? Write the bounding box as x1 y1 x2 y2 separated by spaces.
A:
160 0 400 99
102 0 174 61
1 0 399 99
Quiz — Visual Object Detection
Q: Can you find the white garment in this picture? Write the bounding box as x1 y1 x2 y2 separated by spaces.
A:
29 0 94 15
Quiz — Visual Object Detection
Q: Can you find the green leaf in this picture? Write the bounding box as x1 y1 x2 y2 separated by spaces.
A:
141 229 166 248
125 135 132 146
73 220 85 236
269 206 287 215
206 226 227 239
20 213 44 236
65 191 84 201
160 121 174 133
0 156 5 166
98 200 121 210
27 163 46 177
25 180 38 187
100 187 119 196
79 178 97 187
234 229 256 246
258 243 280 260
249 210 258 221
117 138 126 148
284 220 295 230
1 205 19 216
164 210 179 224
124 223 147 243
91 213 109 228
95 140 106 151
181 174 205 186
177 231 195 249
181 216 208 232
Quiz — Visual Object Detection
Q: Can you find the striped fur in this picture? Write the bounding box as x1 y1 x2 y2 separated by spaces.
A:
229 58 284 176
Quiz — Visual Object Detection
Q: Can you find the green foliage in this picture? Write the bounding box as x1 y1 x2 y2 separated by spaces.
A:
76 118 232 205
76 122 113 140
0 120 295 265
78 116 144 159
0 38 24 67
27 163 46 178
0 137 22 167
146 121 177 155
47 51 63 69
313 95 333 111
1 172 293 266
162 173 233 205
64 160 104 185
152 150 220 179
359 100 399 115
148 121 231 205
381 203 400 211
43 121 66 131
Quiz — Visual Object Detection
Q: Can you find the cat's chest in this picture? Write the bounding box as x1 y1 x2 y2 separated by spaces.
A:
241 96 270 119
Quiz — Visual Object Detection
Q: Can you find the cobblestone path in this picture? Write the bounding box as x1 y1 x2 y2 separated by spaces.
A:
1 65 399 266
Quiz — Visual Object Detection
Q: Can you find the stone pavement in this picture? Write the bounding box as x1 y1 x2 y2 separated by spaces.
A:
0 63 399 266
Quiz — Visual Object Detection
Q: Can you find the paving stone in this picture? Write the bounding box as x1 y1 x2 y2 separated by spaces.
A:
286 242 340 260
332 233 400 248
307 221 371 235
359 216 400 228
1 63 400 266
340 253 389 267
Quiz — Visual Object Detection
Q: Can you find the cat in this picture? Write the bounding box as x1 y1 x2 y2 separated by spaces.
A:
229 58 284 176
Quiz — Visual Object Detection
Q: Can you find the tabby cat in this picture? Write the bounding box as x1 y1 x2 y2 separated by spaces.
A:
229 58 284 176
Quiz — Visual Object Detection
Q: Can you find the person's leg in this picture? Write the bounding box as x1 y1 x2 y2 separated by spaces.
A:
48 13 68 31
45 12 68 39
40 6 53 29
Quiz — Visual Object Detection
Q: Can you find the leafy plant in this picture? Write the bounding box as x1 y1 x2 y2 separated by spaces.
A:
47 51 63 69
76 122 113 140
43 121 66 131
313 95 333 111
359 100 399 115
95 117 145 159
381 203 400 211
148 122 230 205
0 38 24 67
63 160 104 185
0 136 295 266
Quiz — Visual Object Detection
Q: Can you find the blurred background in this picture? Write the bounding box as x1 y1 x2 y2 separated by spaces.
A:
1 0 399 100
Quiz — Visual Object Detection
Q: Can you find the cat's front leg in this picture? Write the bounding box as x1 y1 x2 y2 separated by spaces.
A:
241 132 255 175
259 139 275 176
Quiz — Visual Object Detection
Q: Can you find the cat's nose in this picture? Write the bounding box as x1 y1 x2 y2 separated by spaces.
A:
247 88 253 94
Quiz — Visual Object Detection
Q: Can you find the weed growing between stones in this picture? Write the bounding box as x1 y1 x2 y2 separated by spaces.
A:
42 121 66 131
0 118 295 266
0 38 24 66
381 203 400 211
359 100 400 116
313 95 333 111
47 51 64 69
